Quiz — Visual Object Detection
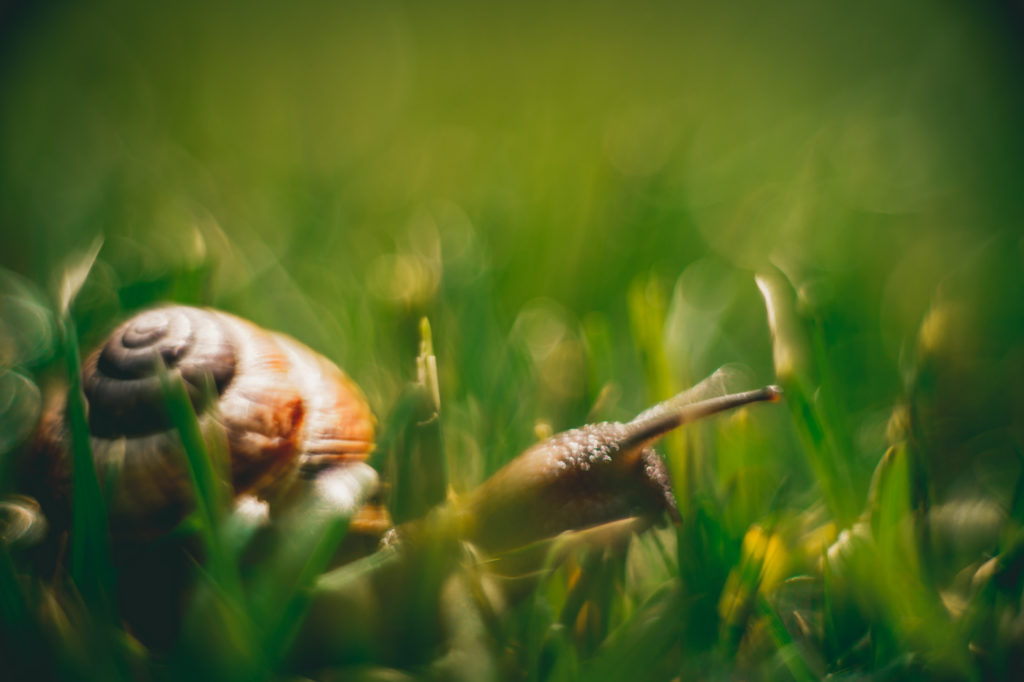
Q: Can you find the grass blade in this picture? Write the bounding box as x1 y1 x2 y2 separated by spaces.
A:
62 312 115 621
388 317 447 524
756 268 859 526
158 365 239 597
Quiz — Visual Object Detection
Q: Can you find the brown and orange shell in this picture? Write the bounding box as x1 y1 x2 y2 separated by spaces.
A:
36 306 376 537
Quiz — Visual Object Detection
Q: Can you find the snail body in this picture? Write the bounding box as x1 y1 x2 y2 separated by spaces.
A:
36 306 376 537
459 383 780 553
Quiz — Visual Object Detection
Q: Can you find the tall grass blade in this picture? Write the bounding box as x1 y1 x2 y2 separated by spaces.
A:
581 582 683 682
756 268 859 526
158 365 239 596
62 312 115 621
757 595 818 682
250 463 379 666
628 274 690 512
389 317 446 524
158 365 260 680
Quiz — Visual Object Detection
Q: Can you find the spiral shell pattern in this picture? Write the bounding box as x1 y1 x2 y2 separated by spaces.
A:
85 307 237 437
43 306 375 536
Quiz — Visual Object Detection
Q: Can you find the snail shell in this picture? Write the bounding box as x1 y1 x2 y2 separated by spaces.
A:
37 306 375 536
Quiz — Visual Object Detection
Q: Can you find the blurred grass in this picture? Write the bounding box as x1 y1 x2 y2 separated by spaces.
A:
1 0 1024 679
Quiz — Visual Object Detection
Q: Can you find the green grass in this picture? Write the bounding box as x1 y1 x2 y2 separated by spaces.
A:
2 0 1024 679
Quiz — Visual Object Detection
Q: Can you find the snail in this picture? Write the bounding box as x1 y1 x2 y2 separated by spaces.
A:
33 305 780 553
24 304 782 660
34 305 377 538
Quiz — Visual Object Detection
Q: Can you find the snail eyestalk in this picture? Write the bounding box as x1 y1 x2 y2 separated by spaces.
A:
460 379 783 555
622 384 783 454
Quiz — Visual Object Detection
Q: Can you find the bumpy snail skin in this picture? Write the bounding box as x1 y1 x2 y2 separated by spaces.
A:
460 384 780 554
461 423 678 554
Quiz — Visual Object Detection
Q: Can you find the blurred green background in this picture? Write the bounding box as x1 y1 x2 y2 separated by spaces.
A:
1 0 1024 679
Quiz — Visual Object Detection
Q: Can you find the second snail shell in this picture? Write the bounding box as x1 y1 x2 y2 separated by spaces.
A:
37 306 376 537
